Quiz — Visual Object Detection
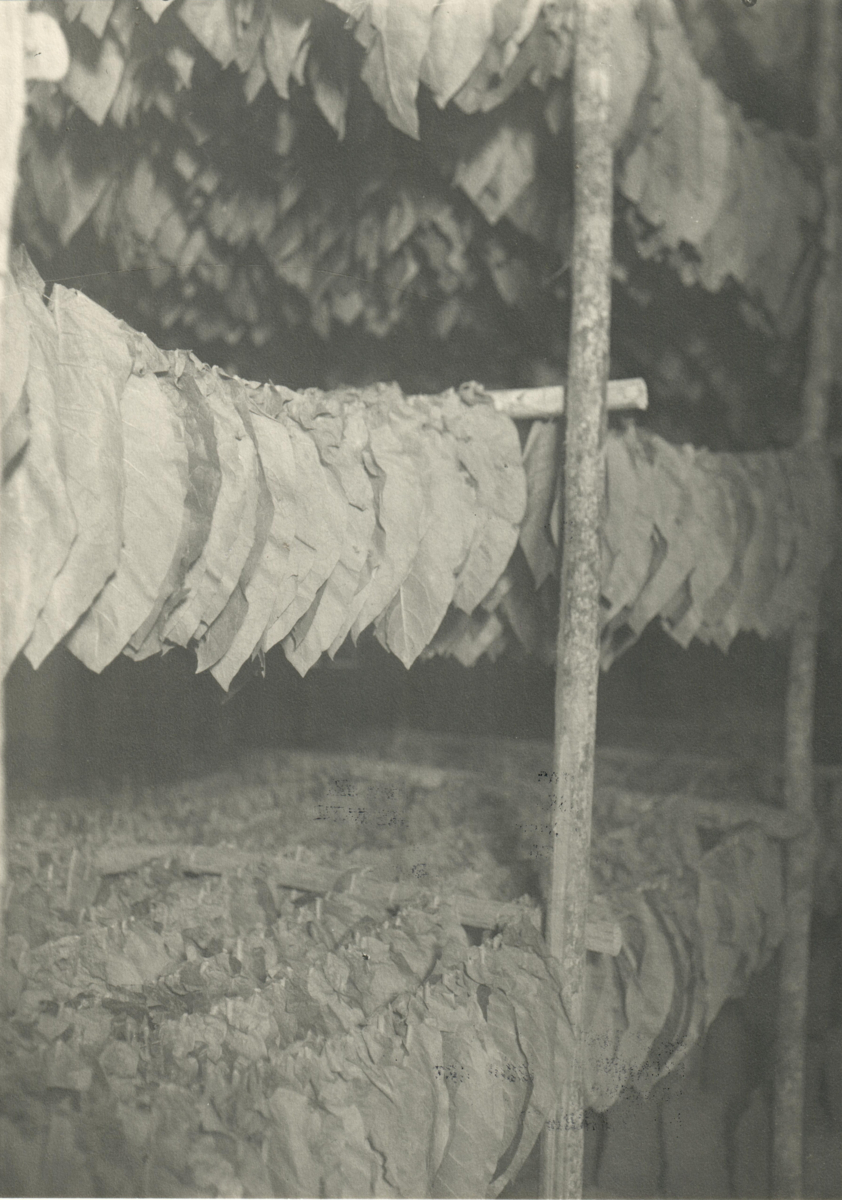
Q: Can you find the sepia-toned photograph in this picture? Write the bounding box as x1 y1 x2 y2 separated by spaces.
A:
0 0 840 1195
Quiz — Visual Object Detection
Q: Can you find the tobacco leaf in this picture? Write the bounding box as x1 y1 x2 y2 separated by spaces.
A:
262 0 311 100
431 1029 507 1198
60 33 126 125
443 393 525 613
258 435 317 654
763 443 838 635
451 0 545 116
696 829 783 1021
349 417 426 641
665 454 736 648
454 118 538 225
601 427 658 624
306 22 352 140
263 419 345 651
139 0 172 22
1 269 31 468
290 409 376 669
423 608 508 668
2 281 77 675
66 373 187 672
194 383 274 670
419 0 497 110
178 0 237 67
163 365 252 648
612 895 675 1090
334 0 439 139
708 453 774 642
583 950 627 1111
620 18 729 251
519 418 559 588
211 411 297 689
80 0 115 38
374 425 476 668
25 287 131 668
624 437 697 636
23 128 117 246
125 372 222 660
353 1019 451 1196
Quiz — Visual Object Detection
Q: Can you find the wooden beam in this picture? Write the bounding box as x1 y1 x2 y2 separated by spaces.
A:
462 377 647 419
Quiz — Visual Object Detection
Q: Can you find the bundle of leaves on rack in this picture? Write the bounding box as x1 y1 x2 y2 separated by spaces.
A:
497 415 840 671
16 0 822 438
2 252 527 685
2 253 838 684
1 744 791 1197
584 785 786 1110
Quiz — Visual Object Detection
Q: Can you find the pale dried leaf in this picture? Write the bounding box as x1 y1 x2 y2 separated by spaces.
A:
212 411 297 688
264 420 345 652
1 272 31 466
454 120 537 225
178 0 237 66
346 0 438 139
263 1 310 100
349 419 425 640
374 426 475 667
419 0 496 109
163 369 251 647
60 33 125 125
25 287 130 667
66 373 187 671
519 419 559 587
2 287 77 674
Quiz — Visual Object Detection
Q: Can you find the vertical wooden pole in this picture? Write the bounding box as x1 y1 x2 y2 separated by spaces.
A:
774 626 819 1198
539 1 613 1197
0 3 66 949
772 1 840 1195
0 1 28 948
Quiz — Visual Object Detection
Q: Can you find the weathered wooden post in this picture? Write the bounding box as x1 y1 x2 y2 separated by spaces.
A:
773 0 840 1194
0 0 68 948
539 0 613 1196
0 1 27 949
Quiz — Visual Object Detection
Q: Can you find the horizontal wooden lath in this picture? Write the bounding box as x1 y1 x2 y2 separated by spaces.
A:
457 377 648 419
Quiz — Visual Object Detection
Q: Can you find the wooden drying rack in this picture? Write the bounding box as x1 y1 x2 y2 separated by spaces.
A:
92 758 810 961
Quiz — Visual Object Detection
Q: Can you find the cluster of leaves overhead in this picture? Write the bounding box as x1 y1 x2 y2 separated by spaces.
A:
19 0 552 357
3 257 838 687
1 748 789 1197
16 0 820 422
608 243 811 453
675 0 818 137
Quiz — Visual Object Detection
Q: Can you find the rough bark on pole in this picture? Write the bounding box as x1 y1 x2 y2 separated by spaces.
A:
774 627 819 1198
773 1 840 1194
538 1 613 1197
0 1 28 949
0 3 67 949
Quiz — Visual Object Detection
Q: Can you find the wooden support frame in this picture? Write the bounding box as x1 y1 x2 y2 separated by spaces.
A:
773 1 840 1194
0 1 28 952
539 1 614 1196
